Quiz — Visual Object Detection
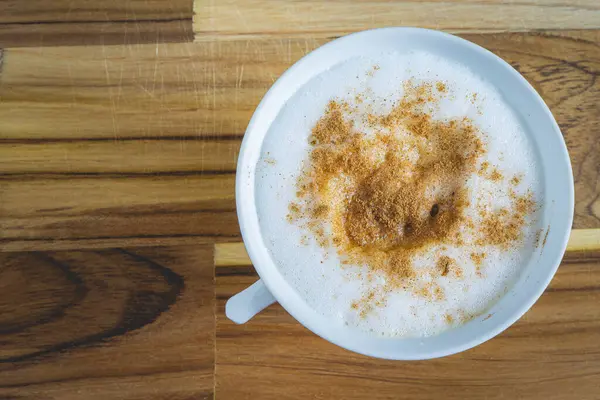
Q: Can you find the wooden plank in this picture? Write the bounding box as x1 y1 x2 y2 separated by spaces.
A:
0 245 214 400
194 0 600 41
0 208 240 251
0 38 298 140
215 242 252 267
215 253 600 400
0 20 194 48
0 139 238 174
0 42 288 139
0 0 193 47
1 0 192 22
0 30 597 251
0 175 234 217
0 236 221 253
0 175 238 251
567 229 600 252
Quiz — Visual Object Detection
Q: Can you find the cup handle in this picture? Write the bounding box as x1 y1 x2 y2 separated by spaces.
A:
225 279 277 324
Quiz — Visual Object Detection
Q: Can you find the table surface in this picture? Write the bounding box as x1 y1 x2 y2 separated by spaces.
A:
1 1 600 399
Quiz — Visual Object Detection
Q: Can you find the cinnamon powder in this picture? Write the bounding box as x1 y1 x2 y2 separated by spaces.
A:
288 80 536 317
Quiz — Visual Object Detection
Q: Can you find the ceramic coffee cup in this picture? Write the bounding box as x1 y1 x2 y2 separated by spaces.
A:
227 28 574 359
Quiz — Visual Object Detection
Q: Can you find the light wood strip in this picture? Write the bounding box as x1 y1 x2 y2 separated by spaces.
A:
0 175 234 217
194 0 600 41
215 229 600 266
0 43 288 139
0 139 238 174
215 241 252 267
567 229 600 252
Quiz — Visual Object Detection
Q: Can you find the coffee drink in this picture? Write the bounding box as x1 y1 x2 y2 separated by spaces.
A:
255 52 541 337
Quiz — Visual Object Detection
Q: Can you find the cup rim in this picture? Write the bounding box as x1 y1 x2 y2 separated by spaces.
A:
235 27 574 359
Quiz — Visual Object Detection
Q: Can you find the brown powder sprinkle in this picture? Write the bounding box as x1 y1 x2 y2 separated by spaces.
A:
514 190 536 215
458 309 477 324
437 255 462 278
434 285 445 301
300 235 309 246
367 64 380 77
489 168 503 182
470 252 486 267
510 174 522 186
445 314 454 324
479 161 490 173
478 162 504 181
470 252 486 277
542 226 550 247
287 202 301 222
438 256 452 276
352 289 387 319
416 282 445 301
311 204 329 219
288 80 536 318
478 210 521 249
476 190 535 250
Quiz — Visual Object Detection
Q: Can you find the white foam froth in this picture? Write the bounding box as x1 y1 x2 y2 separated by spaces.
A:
254 51 543 337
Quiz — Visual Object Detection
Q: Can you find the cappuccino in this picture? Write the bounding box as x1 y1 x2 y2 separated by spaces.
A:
255 51 542 337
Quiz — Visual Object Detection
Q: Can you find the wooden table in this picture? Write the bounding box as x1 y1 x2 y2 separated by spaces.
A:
1 1 599 399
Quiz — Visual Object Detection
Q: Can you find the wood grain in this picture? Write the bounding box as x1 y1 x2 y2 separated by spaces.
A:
0 0 193 47
194 0 600 41
0 139 238 174
0 43 290 139
0 30 598 250
567 229 600 253
0 175 238 251
0 245 215 399
215 254 600 400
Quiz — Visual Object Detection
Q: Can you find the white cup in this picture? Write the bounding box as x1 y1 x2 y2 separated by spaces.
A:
227 28 574 359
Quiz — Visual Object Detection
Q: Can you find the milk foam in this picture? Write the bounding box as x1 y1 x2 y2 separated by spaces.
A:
255 52 543 337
